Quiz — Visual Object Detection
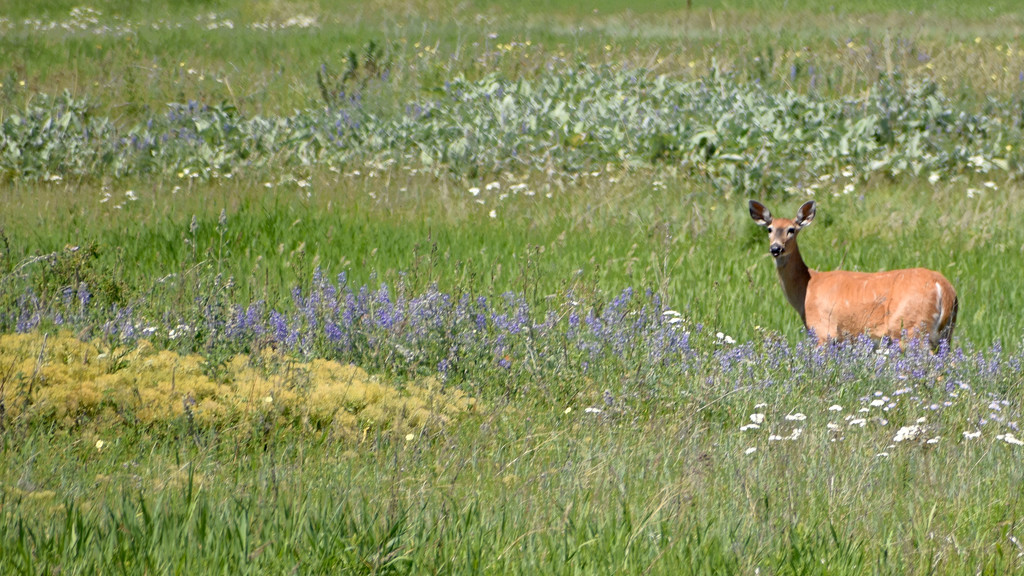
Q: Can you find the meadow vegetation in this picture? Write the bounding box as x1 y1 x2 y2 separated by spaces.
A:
1 0 1024 573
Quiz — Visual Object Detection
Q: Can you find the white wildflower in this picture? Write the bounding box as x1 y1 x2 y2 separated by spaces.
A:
968 154 991 172
894 425 923 443
997 433 1024 446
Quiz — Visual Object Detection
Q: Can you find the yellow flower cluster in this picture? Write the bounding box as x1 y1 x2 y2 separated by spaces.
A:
0 332 475 439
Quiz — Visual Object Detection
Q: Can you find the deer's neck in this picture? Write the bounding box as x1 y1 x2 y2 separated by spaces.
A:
775 243 811 326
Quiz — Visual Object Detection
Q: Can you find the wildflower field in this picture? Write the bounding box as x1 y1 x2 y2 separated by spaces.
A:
2 0 1024 573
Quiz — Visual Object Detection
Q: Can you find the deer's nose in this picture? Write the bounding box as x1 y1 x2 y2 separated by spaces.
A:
770 244 783 257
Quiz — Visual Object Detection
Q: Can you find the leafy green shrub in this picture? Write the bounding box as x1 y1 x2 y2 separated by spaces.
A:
2 69 1020 193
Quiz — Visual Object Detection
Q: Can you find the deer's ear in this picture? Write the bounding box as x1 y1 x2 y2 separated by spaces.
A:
748 200 773 227
795 201 816 228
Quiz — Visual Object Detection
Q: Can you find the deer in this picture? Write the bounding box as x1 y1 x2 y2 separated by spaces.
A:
748 200 958 350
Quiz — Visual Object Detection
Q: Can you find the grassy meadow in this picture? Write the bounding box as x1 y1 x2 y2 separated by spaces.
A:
2 0 1024 573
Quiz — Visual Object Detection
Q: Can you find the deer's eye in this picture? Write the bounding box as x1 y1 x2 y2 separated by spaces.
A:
788 228 796 234
766 227 773 233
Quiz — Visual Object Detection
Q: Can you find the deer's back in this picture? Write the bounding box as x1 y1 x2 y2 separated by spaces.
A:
805 267 956 342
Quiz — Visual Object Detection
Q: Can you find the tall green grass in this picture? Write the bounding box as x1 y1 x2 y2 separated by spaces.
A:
2 174 1020 346
3 0 1024 121
2 373 1023 574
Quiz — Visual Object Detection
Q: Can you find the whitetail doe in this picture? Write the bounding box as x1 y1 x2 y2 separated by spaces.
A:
748 200 958 349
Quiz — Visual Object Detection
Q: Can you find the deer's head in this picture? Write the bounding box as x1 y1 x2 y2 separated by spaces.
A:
748 200 816 261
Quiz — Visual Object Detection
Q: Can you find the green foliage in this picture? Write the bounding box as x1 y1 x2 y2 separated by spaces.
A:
0 92 115 180
3 70 1022 195
316 40 391 109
